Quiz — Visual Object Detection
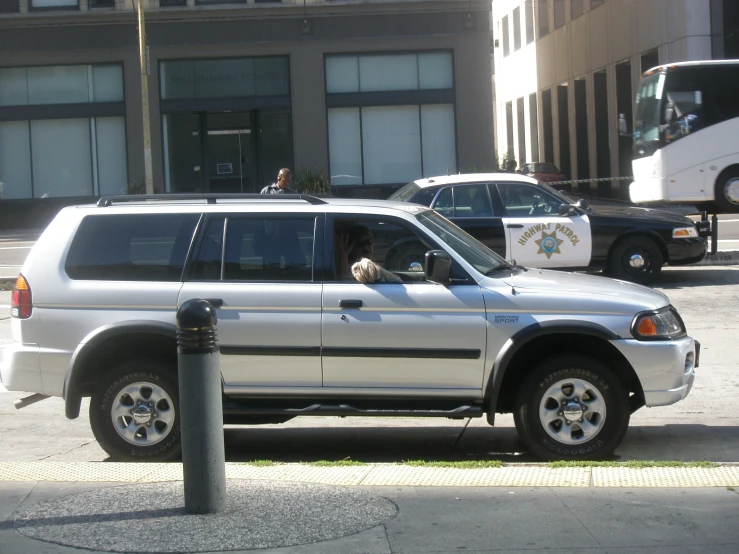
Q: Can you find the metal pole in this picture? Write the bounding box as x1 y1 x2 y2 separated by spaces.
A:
711 214 719 255
137 0 154 194
176 299 226 514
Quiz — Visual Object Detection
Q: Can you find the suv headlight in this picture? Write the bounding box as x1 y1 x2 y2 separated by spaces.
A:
672 226 698 239
631 307 686 340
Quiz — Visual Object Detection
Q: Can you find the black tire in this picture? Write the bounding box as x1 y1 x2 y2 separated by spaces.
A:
714 167 739 214
513 355 630 461
90 360 181 462
606 236 663 284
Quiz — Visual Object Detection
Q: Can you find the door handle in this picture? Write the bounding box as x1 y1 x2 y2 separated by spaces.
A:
204 298 224 308
506 224 524 228
339 299 363 309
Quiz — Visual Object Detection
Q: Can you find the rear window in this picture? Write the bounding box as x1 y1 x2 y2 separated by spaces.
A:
65 214 200 281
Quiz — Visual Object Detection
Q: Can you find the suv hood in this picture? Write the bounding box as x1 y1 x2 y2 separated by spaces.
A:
494 268 669 310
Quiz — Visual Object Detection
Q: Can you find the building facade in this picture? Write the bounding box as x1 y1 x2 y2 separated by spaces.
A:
0 0 495 227
492 0 739 200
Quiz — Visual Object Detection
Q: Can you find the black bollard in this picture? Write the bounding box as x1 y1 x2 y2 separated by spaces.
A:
711 214 719 255
176 299 226 514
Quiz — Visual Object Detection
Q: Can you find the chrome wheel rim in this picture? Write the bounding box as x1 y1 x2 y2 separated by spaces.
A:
539 378 607 445
724 178 739 204
621 245 652 275
110 381 175 446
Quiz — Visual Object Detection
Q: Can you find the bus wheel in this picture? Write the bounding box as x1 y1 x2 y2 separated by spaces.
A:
715 168 739 214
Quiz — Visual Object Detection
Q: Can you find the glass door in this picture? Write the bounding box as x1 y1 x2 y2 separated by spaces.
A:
205 113 256 194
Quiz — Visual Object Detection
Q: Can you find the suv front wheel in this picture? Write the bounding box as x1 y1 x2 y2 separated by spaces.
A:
513 355 630 461
90 360 181 462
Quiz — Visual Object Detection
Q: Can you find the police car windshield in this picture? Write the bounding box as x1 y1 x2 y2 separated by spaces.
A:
416 210 506 275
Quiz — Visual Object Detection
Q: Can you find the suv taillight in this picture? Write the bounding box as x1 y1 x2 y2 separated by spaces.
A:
11 274 32 319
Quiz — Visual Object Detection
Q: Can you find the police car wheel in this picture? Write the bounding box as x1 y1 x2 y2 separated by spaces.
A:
90 360 181 463
714 167 739 213
607 236 663 284
513 355 630 461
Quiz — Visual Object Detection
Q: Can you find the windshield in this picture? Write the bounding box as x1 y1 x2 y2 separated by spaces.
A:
415 210 506 275
388 182 421 202
524 163 560 174
633 73 664 158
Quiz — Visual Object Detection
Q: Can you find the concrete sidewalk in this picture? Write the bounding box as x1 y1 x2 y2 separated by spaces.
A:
2 463 739 554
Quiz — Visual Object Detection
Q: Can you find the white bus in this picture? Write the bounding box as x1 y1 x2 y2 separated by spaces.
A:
629 60 739 213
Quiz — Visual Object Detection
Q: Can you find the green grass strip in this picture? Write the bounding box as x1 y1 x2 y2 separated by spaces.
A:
548 460 718 468
403 460 504 469
307 460 368 467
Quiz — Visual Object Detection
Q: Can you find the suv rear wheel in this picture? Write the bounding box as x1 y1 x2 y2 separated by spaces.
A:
90 360 181 462
513 355 630 461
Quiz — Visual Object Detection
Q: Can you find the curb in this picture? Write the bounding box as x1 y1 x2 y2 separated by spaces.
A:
1 462 738 488
695 250 739 266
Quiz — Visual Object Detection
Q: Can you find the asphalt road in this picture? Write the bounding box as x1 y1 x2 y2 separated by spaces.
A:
1 264 738 464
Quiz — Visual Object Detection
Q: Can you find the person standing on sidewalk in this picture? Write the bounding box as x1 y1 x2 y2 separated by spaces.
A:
260 168 297 194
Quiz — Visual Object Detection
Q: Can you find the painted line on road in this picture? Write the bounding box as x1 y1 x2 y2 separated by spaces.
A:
0 246 32 250
0 462 737 488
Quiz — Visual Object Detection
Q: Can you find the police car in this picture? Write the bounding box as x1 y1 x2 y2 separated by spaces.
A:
389 174 708 284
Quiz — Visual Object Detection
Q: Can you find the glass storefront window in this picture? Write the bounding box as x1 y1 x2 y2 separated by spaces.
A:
420 104 456 177
96 117 128 196
31 119 93 198
0 121 32 200
328 104 457 186
326 52 453 93
362 106 422 184
328 108 362 185
160 57 290 100
0 64 123 106
0 117 127 199
30 0 77 7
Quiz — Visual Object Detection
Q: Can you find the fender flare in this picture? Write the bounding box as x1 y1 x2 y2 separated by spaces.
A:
63 321 178 419
485 321 621 422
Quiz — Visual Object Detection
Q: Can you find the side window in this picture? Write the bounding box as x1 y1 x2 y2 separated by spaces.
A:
333 217 435 282
65 214 199 281
224 217 315 282
497 183 561 217
452 184 493 218
431 185 493 218
189 217 225 281
432 188 454 218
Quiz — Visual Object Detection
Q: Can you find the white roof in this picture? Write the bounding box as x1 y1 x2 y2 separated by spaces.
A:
410 173 539 188
645 59 739 74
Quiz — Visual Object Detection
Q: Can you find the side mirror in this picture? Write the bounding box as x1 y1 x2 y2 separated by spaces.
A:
424 250 452 285
618 113 628 136
558 203 575 216
664 102 674 122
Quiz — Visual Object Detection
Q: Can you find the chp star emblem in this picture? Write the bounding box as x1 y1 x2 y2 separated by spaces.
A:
534 231 563 259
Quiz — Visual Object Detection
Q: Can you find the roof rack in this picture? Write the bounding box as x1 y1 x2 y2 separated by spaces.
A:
96 193 329 207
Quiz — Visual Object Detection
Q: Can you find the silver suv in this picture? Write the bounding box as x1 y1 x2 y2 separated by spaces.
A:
1 194 699 462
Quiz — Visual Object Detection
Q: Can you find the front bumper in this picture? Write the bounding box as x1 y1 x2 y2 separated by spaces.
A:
612 336 698 407
667 238 707 265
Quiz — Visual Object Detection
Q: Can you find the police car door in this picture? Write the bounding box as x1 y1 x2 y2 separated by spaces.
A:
495 182 592 268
